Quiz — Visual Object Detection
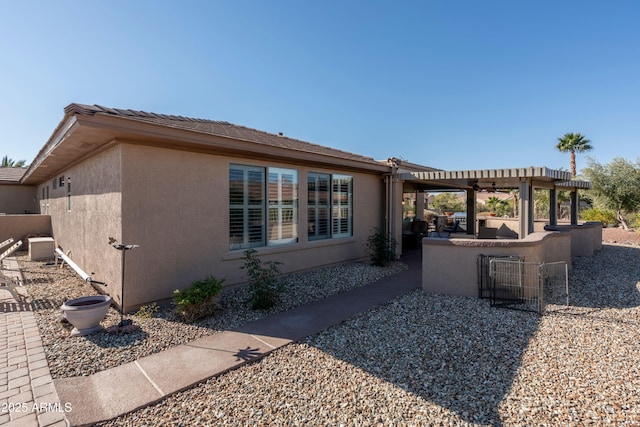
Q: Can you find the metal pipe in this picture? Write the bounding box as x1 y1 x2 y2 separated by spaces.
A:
55 248 91 281
55 248 106 286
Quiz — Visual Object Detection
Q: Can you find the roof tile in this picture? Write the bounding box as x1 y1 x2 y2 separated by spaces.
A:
0 167 27 182
64 103 384 166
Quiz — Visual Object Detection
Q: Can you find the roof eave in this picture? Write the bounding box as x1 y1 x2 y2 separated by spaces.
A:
23 111 391 184
21 116 78 184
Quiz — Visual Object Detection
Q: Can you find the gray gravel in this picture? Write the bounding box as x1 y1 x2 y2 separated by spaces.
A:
95 244 640 426
17 254 407 378
17 243 640 425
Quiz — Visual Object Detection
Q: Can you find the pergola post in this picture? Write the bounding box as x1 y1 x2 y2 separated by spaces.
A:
466 189 476 236
519 179 534 238
390 176 404 256
549 188 558 226
416 190 425 219
570 190 579 225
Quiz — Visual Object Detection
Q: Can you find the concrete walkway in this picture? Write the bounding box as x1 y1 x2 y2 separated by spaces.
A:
5 252 421 426
0 257 67 427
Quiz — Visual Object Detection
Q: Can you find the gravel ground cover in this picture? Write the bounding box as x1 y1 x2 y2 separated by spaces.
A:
17 255 407 379
602 226 640 246
14 228 640 426
94 242 640 426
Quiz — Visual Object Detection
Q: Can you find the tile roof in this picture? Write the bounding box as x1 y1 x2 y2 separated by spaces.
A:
64 103 385 166
0 167 27 182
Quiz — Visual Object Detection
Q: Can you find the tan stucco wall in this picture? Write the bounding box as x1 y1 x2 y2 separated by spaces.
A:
0 184 37 214
33 141 385 311
482 218 603 256
37 146 123 302
115 144 384 311
422 231 572 297
545 222 603 256
0 215 52 244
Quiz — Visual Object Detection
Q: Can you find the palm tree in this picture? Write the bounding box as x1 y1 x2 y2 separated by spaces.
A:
1 156 27 167
555 133 593 177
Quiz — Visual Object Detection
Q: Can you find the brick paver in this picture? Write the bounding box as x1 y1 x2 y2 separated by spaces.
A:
1 257 68 426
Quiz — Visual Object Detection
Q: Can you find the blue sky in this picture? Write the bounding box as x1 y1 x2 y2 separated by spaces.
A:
1 1 638 173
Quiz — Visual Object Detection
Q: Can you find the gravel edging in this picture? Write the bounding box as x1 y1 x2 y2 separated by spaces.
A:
17 254 407 379
97 243 640 426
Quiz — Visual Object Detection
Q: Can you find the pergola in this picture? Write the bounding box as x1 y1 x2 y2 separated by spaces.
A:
388 165 591 241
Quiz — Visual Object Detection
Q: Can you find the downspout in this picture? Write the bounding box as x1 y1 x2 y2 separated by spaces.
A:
384 174 391 237
386 158 400 254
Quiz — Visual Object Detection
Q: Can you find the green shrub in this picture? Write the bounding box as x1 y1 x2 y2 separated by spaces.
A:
242 249 284 310
173 275 224 322
366 228 398 267
579 208 617 227
135 302 159 321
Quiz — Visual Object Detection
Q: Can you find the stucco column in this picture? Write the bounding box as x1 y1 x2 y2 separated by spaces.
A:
415 190 425 219
549 188 557 226
389 177 404 256
518 179 533 238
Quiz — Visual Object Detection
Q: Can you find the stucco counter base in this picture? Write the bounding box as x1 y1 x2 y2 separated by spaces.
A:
421 231 572 298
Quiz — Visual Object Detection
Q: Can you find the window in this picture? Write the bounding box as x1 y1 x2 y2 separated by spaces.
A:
308 173 353 240
230 165 264 250
332 175 353 238
268 168 298 245
42 186 49 214
229 165 298 250
66 178 71 211
308 173 330 240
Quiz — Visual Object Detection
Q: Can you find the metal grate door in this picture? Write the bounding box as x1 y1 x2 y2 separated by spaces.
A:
488 259 568 314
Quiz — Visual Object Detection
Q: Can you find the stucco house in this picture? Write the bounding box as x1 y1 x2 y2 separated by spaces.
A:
6 103 591 312
13 104 437 311
0 167 36 214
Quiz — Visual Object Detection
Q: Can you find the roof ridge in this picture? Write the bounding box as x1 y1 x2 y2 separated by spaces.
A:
65 103 232 126
62 103 382 164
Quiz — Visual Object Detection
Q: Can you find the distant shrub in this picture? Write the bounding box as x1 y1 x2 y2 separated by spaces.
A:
173 276 224 322
580 208 617 227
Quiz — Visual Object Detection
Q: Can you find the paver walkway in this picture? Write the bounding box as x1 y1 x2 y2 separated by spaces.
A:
0 257 67 427
3 251 421 426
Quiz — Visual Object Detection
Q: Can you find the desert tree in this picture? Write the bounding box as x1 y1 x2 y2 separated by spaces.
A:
582 157 640 229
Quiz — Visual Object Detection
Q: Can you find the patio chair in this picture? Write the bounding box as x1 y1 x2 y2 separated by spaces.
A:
0 237 14 251
439 220 462 237
0 240 24 301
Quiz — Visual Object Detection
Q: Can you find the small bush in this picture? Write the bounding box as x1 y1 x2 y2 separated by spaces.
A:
580 208 617 227
173 276 224 322
242 249 284 310
135 303 159 321
366 228 398 267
